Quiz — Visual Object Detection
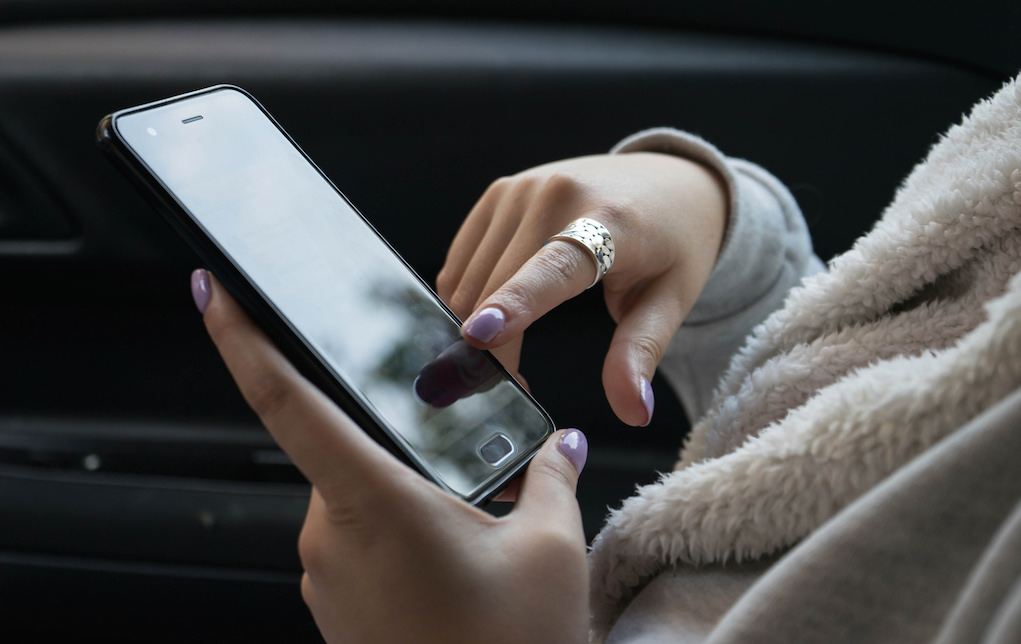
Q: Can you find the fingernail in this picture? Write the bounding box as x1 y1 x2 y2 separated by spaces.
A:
462 307 505 343
640 377 655 427
557 429 588 475
191 269 211 314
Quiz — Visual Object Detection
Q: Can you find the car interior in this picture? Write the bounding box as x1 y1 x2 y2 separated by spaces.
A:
2 1 1019 640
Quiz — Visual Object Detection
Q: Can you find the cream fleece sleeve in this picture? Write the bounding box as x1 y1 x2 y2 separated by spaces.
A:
612 128 825 422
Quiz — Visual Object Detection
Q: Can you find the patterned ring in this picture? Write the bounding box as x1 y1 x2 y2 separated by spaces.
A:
545 217 615 289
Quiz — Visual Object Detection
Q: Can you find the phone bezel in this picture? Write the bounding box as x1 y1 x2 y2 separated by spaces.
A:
96 84 554 505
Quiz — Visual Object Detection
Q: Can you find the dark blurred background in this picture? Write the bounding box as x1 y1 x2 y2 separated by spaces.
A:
1 1 1017 640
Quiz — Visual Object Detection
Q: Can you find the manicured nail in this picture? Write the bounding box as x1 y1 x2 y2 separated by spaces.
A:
557 429 588 475
462 307 505 343
640 377 655 427
191 269 211 314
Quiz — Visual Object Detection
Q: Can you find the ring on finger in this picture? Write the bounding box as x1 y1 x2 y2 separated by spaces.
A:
545 217 615 289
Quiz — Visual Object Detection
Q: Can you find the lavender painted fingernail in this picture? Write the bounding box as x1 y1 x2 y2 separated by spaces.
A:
640 377 655 427
557 429 588 475
191 269 211 314
462 307 505 343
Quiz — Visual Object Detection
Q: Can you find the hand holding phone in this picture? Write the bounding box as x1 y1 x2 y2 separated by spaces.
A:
199 272 590 643
97 85 555 503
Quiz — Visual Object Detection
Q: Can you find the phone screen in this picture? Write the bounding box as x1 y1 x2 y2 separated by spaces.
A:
111 87 552 499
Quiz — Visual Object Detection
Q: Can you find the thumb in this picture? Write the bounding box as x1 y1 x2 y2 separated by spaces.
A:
513 429 587 529
602 278 688 427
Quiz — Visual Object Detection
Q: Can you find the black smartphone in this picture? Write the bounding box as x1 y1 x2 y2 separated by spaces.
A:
97 85 555 504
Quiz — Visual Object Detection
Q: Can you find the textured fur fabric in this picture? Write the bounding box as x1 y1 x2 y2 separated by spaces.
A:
589 74 1021 640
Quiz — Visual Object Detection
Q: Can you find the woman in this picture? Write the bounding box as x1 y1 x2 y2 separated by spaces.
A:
190 73 1021 642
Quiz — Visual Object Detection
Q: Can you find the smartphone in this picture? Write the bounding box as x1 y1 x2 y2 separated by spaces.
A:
97 85 554 504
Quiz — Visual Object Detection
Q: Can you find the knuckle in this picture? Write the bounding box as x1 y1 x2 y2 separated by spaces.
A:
479 175 518 204
298 501 371 571
530 173 584 224
541 172 583 203
297 525 324 573
434 267 456 301
487 175 514 194
533 242 589 285
321 495 367 530
299 573 315 608
493 277 539 315
297 529 325 576
244 370 295 421
630 333 666 367
587 200 631 231
203 306 242 346
527 455 577 492
447 288 480 319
